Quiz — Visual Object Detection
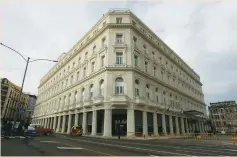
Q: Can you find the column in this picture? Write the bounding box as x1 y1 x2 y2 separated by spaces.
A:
181 117 185 134
162 114 167 135
67 114 72 134
175 116 180 135
91 110 97 136
75 113 79 125
185 118 189 134
103 109 112 137
169 115 174 135
50 117 54 129
82 112 87 134
153 113 158 136
56 116 61 132
61 115 66 133
45 118 48 128
143 111 148 136
53 116 57 130
127 109 135 137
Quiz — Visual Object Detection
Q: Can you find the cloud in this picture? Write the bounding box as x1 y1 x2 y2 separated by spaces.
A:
1 1 236 105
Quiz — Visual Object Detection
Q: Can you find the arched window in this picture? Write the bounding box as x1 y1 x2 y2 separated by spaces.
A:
155 87 159 103
115 78 124 95
100 79 104 96
64 96 66 106
81 88 85 101
146 84 150 99
135 79 139 97
90 84 93 98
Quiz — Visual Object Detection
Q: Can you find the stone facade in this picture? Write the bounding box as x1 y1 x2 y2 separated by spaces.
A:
32 9 208 137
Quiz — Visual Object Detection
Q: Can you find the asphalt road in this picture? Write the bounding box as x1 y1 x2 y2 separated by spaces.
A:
1 135 237 156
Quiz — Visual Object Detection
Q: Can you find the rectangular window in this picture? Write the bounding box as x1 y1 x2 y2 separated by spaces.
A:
134 55 138 66
116 86 124 95
156 96 159 103
93 45 96 52
71 75 73 85
77 71 80 80
153 67 156 76
135 88 139 97
116 17 122 24
116 34 123 43
91 62 95 72
145 61 148 72
146 92 150 99
101 56 105 67
101 37 106 46
116 52 123 64
83 67 86 77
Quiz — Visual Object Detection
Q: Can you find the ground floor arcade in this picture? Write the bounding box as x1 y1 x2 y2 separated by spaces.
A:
32 107 209 137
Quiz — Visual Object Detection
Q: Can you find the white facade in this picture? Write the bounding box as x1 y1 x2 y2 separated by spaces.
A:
32 9 208 137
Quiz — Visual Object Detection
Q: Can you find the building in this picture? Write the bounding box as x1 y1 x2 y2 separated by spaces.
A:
32 9 208 137
25 94 37 123
209 101 237 132
1 78 29 121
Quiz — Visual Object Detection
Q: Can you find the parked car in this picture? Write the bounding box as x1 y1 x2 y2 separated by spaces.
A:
25 124 54 136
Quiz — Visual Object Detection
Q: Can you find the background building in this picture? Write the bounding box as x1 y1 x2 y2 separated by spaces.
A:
1 78 29 121
209 101 237 132
25 94 37 123
32 9 208 137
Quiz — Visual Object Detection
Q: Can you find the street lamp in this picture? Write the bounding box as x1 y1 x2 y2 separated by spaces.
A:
0 42 58 129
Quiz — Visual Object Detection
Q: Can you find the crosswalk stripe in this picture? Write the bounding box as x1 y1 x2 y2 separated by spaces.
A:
57 147 83 150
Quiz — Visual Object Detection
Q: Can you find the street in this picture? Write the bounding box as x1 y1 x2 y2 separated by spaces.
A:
1 134 237 156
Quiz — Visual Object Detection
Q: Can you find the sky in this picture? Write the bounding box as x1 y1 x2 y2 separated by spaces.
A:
0 0 237 106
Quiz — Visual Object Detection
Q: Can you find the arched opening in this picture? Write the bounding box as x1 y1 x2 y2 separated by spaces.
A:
81 88 85 101
115 78 124 95
146 84 150 99
90 84 94 98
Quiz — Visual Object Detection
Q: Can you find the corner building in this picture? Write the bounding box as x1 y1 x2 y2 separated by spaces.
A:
32 9 208 137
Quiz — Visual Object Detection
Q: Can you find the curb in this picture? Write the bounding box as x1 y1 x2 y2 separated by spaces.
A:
1 136 32 139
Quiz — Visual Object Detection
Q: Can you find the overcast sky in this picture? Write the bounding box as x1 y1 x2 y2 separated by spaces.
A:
1 1 237 105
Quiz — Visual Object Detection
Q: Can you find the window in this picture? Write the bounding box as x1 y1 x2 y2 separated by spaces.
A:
93 45 96 52
75 91 78 102
85 52 88 58
116 17 122 24
134 55 138 66
81 88 85 101
153 67 156 76
116 34 123 43
115 78 124 95
135 79 139 97
101 55 105 67
78 57 81 65
100 79 104 96
66 79 68 87
133 36 137 45
91 62 95 72
69 93 71 104
83 67 86 77
68 66 70 72
77 71 80 80
146 84 150 99
89 84 93 98
156 96 159 103
145 61 148 72
152 51 155 59
73 62 75 69
71 75 74 85
101 37 106 46
116 52 123 64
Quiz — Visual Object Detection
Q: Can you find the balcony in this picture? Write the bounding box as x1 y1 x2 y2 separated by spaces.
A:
94 95 104 105
112 40 127 48
84 96 93 107
134 96 147 106
110 94 129 106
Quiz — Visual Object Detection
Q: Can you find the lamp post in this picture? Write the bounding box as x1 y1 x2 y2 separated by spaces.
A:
1 42 58 132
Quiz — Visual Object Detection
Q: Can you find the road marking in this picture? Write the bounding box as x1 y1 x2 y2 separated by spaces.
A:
223 149 237 152
57 147 83 150
64 143 117 157
40 141 59 143
64 137 188 156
